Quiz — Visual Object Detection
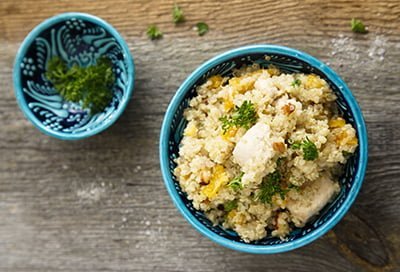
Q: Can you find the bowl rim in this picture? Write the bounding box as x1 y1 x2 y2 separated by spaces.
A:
13 12 135 140
159 44 368 254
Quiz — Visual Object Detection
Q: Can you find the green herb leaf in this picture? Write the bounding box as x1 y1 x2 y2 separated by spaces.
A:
289 138 319 161
302 138 319 161
351 18 368 34
224 200 238 212
46 56 114 114
196 22 209 36
288 183 300 191
228 172 244 191
290 141 302 150
219 100 258 134
291 78 301 87
276 157 285 167
257 171 287 204
172 4 185 24
219 115 233 134
147 25 163 40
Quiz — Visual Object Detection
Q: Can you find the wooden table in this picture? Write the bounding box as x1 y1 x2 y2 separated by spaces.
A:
1 1 399 271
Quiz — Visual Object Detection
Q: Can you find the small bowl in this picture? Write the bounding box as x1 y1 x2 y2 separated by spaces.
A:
160 45 368 254
13 12 135 140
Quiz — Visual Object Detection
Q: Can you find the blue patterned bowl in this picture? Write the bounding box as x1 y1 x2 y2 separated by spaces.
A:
13 12 134 140
160 45 368 253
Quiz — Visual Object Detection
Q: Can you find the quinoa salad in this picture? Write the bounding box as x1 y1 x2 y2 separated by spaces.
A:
174 65 358 242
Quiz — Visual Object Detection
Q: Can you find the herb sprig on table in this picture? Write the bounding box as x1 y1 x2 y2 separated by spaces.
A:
351 18 368 34
220 101 258 134
147 3 209 40
46 56 114 114
147 25 163 40
195 22 209 36
172 4 185 24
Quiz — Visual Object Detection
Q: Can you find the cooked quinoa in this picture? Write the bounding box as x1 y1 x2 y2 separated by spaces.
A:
174 65 358 242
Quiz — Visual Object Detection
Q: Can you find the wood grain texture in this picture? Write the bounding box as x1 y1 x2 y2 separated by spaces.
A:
0 0 400 271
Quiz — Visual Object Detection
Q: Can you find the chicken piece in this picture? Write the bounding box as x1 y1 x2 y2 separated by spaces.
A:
232 123 274 172
254 77 279 98
287 175 340 227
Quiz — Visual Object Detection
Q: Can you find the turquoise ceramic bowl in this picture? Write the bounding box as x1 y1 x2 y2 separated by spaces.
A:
160 45 368 254
13 12 134 140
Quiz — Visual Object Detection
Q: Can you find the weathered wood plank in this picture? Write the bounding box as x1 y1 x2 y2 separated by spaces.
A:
0 0 399 271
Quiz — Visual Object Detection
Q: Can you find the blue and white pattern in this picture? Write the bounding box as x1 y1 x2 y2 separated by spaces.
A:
165 51 361 247
15 13 134 139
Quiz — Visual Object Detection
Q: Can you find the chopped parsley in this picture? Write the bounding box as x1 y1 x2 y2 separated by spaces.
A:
228 172 244 191
290 138 319 161
196 22 209 36
172 4 185 24
291 78 301 87
224 200 238 212
351 18 368 34
301 139 319 161
45 56 114 114
219 100 258 134
288 183 300 191
290 141 302 150
147 25 163 40
276 157 287 167
257 171 287 204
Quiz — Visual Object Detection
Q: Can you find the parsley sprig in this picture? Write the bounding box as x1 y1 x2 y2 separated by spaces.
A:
290 137 319 161
351 18 368 34
196 22 209 36
257 171 287 204
228 172 244 191
46 56 114 114
147 25 163 40
224 200 238 212
219 101 258 134
172 4 185 24
291 78 301 87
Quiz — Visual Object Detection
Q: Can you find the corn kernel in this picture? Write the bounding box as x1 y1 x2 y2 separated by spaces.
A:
221 127 237 141
202 165 229 199
335 131 348 145
209 75 223 89
229 77 254 93
347 137 358 146
329 117 346 128
305 74 325 89
224 99 234 112
227 210 237 220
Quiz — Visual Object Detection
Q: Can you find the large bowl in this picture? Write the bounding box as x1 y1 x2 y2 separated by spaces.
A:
160 45 368 254
13 12 135 140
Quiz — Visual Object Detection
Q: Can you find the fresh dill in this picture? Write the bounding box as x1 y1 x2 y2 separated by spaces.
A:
45 56 114 114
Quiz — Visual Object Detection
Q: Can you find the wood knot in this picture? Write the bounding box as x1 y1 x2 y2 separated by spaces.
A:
329 212 394 271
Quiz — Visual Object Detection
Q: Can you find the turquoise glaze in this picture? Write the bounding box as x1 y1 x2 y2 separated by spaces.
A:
13 12 135 140
160 45 368 254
